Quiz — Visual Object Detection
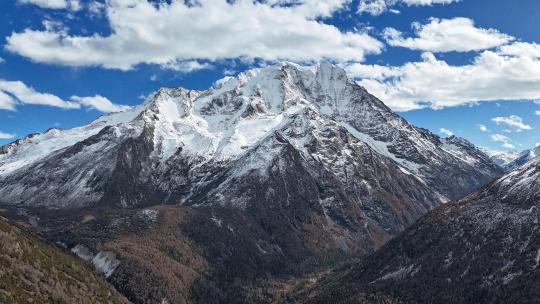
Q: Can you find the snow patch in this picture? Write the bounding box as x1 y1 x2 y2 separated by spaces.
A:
341 122 423 175
71 244 93 261
92 251 120 278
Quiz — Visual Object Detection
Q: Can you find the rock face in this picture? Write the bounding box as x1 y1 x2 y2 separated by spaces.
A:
299 158 540 304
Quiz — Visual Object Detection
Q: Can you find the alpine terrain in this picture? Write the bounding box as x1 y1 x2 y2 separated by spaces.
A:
0 215 129 304
505 145 540 171
0 62 504 303
296 156 540 304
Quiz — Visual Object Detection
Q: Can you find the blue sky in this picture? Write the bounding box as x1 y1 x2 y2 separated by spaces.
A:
0 0 539 152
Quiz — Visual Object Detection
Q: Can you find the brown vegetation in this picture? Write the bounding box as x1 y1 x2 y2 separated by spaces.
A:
0 216 129 304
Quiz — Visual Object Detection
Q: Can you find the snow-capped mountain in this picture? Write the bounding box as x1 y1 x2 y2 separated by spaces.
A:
481 146 540 171
481 148 521 168
0 62 506 304
299 157 540 304
0 62 502 209
505 145 540 171
0 63 503 253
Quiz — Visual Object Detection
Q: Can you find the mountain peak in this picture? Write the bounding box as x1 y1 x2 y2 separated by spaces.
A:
0 61 502 208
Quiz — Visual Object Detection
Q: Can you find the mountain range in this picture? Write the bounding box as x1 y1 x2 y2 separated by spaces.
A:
483 146 540 171
1 62 533 304
295 155 540 304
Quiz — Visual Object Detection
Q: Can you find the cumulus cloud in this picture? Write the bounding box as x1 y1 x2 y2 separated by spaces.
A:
345 42 540 111
358 0 388 15
18 0 81 11
499 42 540 58
161 60 213 73
478 124 488 132
492 115 532 131
383 18 513 52
6 0 382 71
501 142 515 149
535 110 540 116
490 133 516 149
0 91 17 111
0 80 80 110
88 1 106 16
358 0 460 16
0 131 16 139
439 128 454 137
268 0 352 18
71 95 131 113
491 134 510 143
0 79 129 113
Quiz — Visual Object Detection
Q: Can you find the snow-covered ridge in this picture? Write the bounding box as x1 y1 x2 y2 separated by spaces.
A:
0 62 355 175
504 145 540 171
481 148 521 168
490 157 540 204
0 103 147 176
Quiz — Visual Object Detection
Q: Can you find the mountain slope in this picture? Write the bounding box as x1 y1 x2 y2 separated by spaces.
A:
505 145 540 171
0 215 129 304
298 157 540 304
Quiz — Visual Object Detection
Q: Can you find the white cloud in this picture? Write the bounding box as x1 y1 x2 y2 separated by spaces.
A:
161 60 213 73
88 1 106 16
223 68 237 76
499 42 540 58
502 142 515 149
383 18 513 53
0 131 16 139
439 128 454 137
343 63 400 80
492 115 532 131
358 0 387 15
268 0 352 19
71 95 131 113
535 110 540 116
18 0 81 11
0 79 129 113
491 134 510 143
0 57 4 63
0 91 17 111
478 124 488 132
346 42 540 111
6 0 382 71
358 0 460 16
491 133 515 149
0 80 80 110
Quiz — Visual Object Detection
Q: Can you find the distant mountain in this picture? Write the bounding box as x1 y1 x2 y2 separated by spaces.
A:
0 62 504 304
481 147 520 168
482 146 540 172
297 157 540 304
0 215 128 304
505 145 540 171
